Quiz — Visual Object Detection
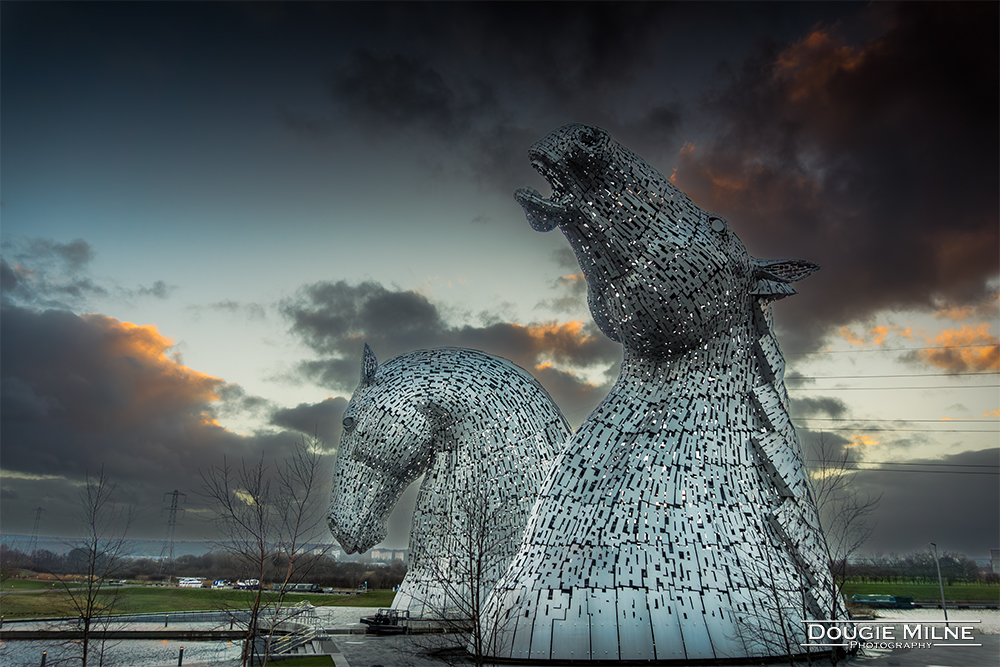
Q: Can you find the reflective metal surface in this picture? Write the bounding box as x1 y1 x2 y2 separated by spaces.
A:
328 345 570 618
484 124 840 661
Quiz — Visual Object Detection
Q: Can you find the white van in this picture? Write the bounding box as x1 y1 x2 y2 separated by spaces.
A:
178 577 203 588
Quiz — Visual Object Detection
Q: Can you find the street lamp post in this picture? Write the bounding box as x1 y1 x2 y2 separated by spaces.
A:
928 542 949 628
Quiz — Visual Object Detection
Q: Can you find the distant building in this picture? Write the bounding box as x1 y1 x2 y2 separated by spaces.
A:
369 548 407 563
991 549 999 574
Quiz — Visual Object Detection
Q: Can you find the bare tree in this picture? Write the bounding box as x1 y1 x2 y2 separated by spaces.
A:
52 469 135 667
401 488 519 667
807 433 882 620
731 544 801 667
199 436 331 667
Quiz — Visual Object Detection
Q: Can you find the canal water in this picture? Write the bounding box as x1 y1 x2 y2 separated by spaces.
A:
0 612 286 666
0 636 243 666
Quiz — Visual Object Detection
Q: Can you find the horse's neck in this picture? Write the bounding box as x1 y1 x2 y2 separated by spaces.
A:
611 319 759 407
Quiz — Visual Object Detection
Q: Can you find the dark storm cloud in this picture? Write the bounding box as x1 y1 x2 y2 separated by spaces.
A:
318 3 699 194
280 280 621 425
851 448 1000 556
269 397 347 449
672 2 999 351
0 303 324 538
328 50 487 140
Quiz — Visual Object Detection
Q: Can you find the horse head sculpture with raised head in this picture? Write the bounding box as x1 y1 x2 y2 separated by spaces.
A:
516 123 817 358
483 125 843 662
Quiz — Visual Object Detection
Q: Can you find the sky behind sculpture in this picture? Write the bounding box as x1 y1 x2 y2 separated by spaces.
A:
2 2 997 558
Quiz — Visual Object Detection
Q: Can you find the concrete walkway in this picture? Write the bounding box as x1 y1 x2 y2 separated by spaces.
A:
178 606 1000 667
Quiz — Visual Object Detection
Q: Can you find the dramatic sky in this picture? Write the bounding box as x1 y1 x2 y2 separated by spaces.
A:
2 2 997 558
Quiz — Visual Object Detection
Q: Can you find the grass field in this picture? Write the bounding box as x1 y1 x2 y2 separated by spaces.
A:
841 581 1000 601
0 585 398 619
3 579 85 591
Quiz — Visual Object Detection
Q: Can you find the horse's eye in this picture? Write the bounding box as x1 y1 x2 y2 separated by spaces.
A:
709 217 728 233
342 417 355 430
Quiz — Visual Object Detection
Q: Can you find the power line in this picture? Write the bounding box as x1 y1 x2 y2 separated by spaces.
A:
789 372 998 380
791 385 999 391
804 465 998 476
843 468 995 475
805 459 999 469
796 418 998 423
796 426 996 433
787 344 999 355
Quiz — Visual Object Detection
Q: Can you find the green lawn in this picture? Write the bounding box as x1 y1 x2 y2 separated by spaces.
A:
0 585 397 619
2 579 85 591
841 581 1000 601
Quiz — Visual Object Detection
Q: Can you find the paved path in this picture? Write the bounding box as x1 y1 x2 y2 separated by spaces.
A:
175 606 1000 667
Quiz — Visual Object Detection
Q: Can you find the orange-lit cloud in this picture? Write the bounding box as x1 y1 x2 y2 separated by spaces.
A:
79 314 225 429
837 326 898 347
838 327 866 347
847 434 880 447
918 323 1000 372
772 29 864 103
935 305 974 321
521 320 598 359
870 326 896 345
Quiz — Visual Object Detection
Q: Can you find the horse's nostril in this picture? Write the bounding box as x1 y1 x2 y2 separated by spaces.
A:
579 128 600 147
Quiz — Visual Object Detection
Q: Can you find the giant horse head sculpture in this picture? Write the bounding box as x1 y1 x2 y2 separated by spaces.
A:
516 123 817 358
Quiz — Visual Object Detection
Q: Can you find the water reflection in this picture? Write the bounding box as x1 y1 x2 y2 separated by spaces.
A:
0 637 242 667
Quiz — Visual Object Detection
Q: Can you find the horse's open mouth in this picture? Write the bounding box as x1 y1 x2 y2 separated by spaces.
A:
515 153 574 232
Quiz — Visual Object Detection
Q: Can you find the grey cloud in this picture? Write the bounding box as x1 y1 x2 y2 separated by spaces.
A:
1 259 19 292
188 299 267 322
215 383 273 418
1 238 172 309
790 396 849 419
281 280 621 427
137 280 172 299
269 397 347 449
328 50 482 140
24 238 94 273
551 247 579 273
534 273 588 315
851 448 999 556
532 365 614 428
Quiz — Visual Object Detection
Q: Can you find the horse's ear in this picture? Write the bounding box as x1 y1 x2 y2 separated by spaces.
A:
360 343 378 386
753 258 820 283
751 258 819 300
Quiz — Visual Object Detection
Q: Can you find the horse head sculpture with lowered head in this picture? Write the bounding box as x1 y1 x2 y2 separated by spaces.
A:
328 344 570 617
